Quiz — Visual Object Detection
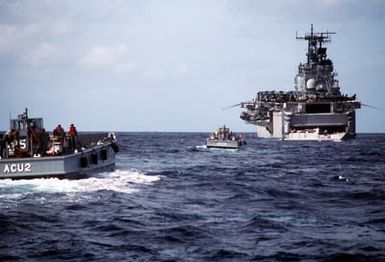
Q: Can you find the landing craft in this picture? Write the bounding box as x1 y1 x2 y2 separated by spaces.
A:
206 125 246 149
240 25 361 141
0 108 119 179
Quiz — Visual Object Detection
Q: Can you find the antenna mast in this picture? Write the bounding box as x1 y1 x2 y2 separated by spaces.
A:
296 24 336 65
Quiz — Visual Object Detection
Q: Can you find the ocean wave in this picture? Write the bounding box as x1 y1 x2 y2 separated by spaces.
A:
1 133 385 260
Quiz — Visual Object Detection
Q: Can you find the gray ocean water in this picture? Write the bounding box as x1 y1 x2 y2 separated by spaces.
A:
1 133 385 261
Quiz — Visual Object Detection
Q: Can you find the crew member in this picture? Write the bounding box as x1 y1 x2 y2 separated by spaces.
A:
39 128 50 155
28 125 39 156
68 124 78 152
53 124 65 141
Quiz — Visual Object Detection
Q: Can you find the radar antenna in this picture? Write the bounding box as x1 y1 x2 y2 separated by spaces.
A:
296 24 336 65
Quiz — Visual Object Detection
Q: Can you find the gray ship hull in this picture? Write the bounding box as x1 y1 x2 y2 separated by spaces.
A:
0 140 116 180
253 109 357 141
206 140 244 149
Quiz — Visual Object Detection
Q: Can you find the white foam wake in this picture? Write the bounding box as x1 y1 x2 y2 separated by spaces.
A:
0 169 161 195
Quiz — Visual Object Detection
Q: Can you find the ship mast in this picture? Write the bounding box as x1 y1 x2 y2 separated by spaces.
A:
296 24 335 66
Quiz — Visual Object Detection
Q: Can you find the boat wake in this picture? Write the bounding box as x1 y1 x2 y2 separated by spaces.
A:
0 170 162 196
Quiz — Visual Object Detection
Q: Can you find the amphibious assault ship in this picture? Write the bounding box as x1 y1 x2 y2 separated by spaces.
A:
240 25 360 141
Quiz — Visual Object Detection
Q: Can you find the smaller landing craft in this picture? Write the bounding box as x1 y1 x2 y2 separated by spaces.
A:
206 125 246 149
0 109 119 180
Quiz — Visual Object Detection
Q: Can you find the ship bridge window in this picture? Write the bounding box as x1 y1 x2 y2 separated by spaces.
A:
317 47 327 55
10 120 27 130
28 119 43 129
10 118 43 130
305 103 331 113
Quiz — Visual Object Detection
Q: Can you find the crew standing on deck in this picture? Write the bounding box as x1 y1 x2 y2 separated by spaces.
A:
28 123 39 156
52 124 65 154
53 124 65 141
68 124 78 152
39 128 50 156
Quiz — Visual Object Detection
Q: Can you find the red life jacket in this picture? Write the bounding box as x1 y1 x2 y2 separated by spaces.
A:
69 126 77 136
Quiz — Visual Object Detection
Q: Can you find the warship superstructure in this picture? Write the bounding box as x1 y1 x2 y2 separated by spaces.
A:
240 25 360 141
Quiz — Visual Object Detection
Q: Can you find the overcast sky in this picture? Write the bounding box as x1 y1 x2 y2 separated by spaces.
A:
0 0 384 132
